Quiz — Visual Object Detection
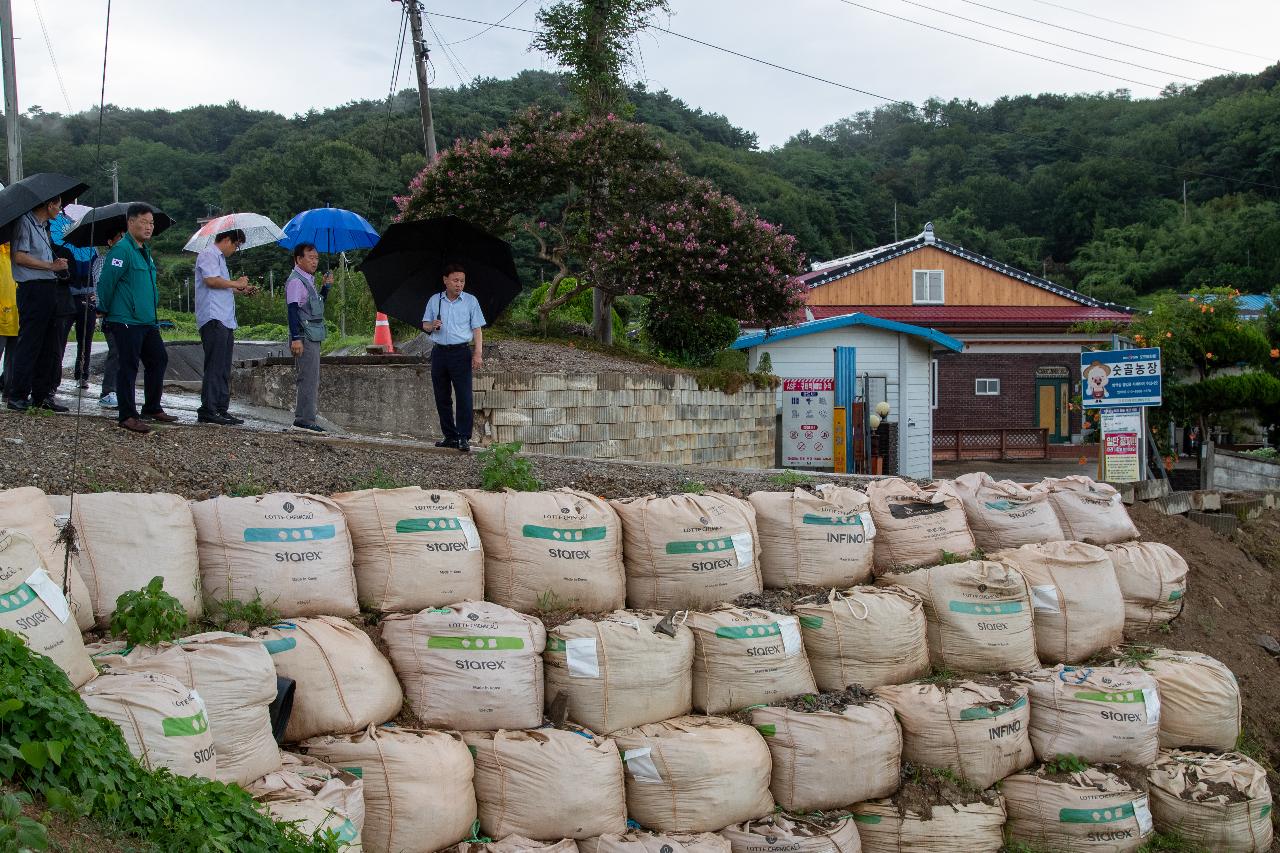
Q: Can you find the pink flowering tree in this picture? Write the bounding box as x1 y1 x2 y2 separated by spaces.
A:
396 108 803 347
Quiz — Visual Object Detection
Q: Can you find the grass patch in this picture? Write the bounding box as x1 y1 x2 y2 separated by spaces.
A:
203 594 283 632
767 470 813 487
225 472 267 498
1111 644 1158 667
939 548 987 565
347 467 411 491
1234 727 1273 770
680 480 707 494
1137 831 1209 852
920 667 959 685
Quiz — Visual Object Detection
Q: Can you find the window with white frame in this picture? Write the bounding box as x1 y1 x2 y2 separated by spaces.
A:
975 378 1000 395
913 269 944 304
930 359 938 409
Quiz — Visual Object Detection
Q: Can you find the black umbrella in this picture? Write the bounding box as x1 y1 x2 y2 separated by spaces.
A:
63 201 174 247
0 172 90 243
358 216 521 329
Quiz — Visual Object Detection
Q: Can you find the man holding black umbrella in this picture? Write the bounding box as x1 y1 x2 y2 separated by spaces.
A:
7 197 70 412
421 263 485 451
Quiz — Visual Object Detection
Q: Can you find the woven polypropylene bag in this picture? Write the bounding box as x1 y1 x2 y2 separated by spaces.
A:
246 752 364 850
1024 665 1161 766
1003 766 1153 852
0 487 94 630
79 670 216 779
721 814 862 853
866 478 975 575
850 797 1005 853
748 486 874 588
1104 541 1188 636
946 473 1065 551
1147 750 1273 853
794 586 930 690
686 606 816 714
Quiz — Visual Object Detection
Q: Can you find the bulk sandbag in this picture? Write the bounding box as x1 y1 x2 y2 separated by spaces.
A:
850 797 1005 853
1024 665 1161 765
79 670 216 778
1003 766 1153 852
721 815 861 853
612 716 773 833
865 478 975 575
1104 542 1188 636
192 493 358 617
877 679 1033 790
946 473 1065 551
544 610 694 734
751 696 900 811
610 493 761 610
250 616 403 741
1032 476 1139 545
461 488 625 612
686 606 816 714
92 631 280 785
1147 750 1273 853
453 839 579 853
69 491 201 626
464 728 627 841
0 529 95 687
1137 649 1241 751
0 487 93 630
585 832 730 853
747 486 874 588
877 560 1039 673
794 586 929 690
382 601 546 730
331 487 484 611
246 752 365 850
303 724 476 853
992 542 1124 664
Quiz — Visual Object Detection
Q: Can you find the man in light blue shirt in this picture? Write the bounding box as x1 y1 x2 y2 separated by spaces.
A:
193 228 256 425
421 262 486 451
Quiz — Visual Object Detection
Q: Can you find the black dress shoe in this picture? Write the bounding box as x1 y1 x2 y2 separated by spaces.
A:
220 412 245 425
35 399 69 413
434 438 458 448
458 440 471 452
292 419 326 433
197 410 234 425
6 399 29 412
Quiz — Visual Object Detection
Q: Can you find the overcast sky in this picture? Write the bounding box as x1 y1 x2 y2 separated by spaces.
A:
8 0 1278 149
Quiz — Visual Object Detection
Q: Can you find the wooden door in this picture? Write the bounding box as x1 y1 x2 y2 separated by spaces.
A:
1036 379 1069 443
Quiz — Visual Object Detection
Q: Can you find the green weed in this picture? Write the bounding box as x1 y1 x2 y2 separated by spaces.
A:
478 442 541 492
680 480 707 494
921 667 959 685
1137 830 1209 852
0 631 337 851
225 472 267 497
1113 644 1158 667
939 548 987 564
109 577 188 646
1042 754 1089 774
534 589 576 615
1233 727 1273 770
0 790 48 851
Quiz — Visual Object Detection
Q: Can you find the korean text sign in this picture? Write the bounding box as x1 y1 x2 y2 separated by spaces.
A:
1081 347 1162 408
782 378 834 467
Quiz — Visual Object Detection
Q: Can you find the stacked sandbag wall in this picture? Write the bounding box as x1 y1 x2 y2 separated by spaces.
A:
18 473 1261 853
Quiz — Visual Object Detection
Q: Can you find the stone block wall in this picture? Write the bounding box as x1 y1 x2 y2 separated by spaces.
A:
232 359 776 468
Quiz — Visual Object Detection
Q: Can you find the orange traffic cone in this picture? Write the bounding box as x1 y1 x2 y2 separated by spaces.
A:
374 312 395 353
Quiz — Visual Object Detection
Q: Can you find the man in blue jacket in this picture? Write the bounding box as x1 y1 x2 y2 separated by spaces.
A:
50 205 98 389
96 204 178 434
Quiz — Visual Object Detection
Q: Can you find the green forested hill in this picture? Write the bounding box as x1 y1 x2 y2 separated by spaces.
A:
7 66 1280 303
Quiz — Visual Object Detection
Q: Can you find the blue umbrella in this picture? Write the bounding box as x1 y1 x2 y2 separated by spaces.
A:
278 207 379 253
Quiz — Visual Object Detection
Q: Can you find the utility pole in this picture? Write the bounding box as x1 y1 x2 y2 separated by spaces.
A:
893 201 898 242
1182 180 1188 223
0 0 22 184
403 0 438 161
109 161 119 202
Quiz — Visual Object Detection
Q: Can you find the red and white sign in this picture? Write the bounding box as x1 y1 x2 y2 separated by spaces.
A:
782 378 835 468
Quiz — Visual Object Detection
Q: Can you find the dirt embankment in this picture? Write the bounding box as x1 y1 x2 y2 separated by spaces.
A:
1127 503 1280 788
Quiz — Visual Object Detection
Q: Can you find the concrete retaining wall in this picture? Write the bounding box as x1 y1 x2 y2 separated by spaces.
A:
232 360 776 468
1202 442 1280 491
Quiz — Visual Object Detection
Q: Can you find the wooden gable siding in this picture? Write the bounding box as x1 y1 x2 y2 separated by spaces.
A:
805 245 1078 307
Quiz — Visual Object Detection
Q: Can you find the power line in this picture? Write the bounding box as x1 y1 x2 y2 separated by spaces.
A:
955 0 1244 75
444 0 532 46
1024 0 1271 62
30 0 71 112
424 13 469 86
835 0 1163 90
892 0 1201 83
423 11 1280 193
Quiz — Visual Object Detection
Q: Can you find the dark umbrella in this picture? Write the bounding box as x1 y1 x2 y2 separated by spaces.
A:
0 172 90 242
357 216 521 329
62 201 174 247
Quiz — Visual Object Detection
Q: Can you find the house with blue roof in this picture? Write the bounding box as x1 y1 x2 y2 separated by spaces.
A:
732 312 963 479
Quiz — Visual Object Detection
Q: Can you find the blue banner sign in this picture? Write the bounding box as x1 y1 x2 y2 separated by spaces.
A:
1080 347 1162 408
